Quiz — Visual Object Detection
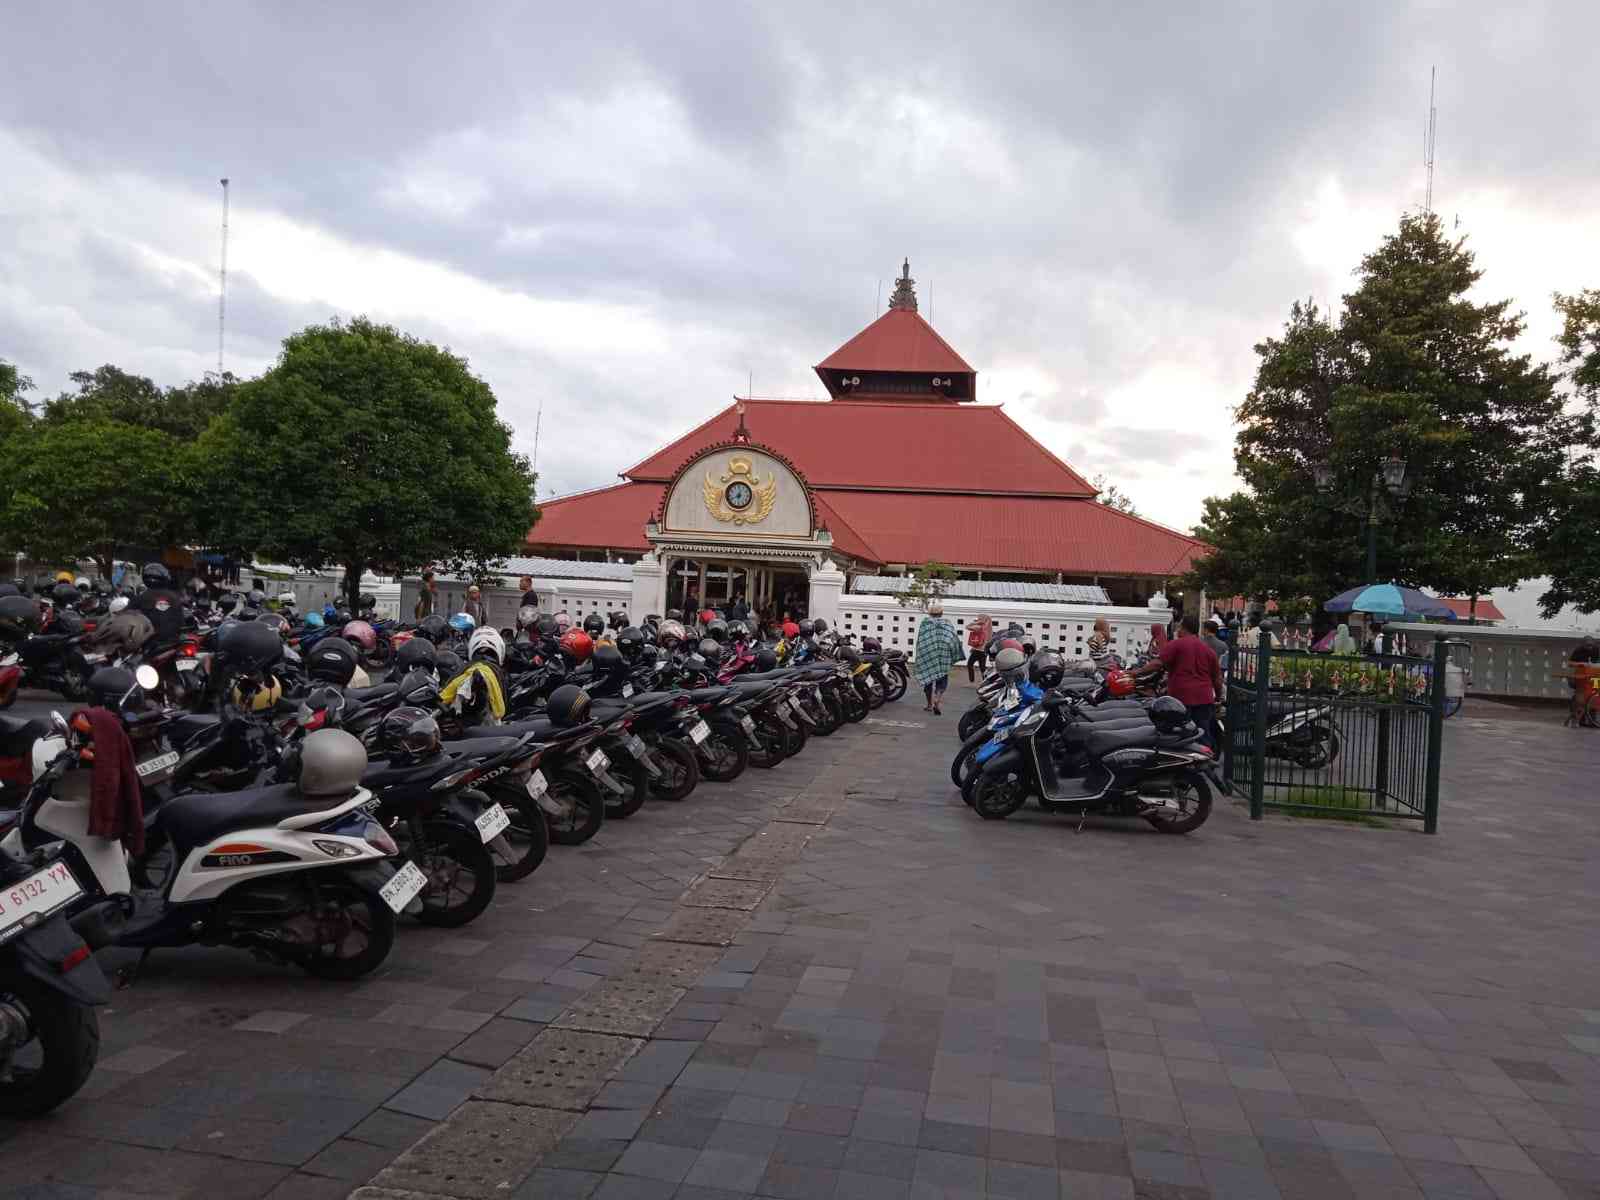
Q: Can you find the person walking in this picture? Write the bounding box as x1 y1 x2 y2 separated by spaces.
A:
965 613 993 682
415 570 438 621
1201 618 1229 674
518 575 539 609
913 601 962 715
1133 615 1223 748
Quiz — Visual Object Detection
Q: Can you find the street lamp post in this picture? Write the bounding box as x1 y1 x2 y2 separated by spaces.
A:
1313 456 1410 583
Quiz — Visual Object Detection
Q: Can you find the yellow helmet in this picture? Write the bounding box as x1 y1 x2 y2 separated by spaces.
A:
231 674 284 712
55 570 74 584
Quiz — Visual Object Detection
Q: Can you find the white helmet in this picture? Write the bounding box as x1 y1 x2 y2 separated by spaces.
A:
468 626 505 665
277 590 298 606
299 728 368 797
75 576 91 590
554 610 571 632
516 604 537 630
109 596 130 614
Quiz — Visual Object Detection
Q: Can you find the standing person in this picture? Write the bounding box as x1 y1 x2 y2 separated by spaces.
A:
518 575 539 609
913 601 962 716
1133 615 1223 747
462 584 489 626
133 562 186 650
415 570 438 621
965 613 993 682
729 591 750 623
1087 618 1117 670
1201 618 1229 674
1568 636 1600 724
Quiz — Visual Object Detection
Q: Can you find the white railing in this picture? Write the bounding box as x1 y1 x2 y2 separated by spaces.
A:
837 593 1164 662
398 578 630 630
1387 622 1592 700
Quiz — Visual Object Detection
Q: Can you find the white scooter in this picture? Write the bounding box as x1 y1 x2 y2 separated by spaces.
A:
0 671 414 980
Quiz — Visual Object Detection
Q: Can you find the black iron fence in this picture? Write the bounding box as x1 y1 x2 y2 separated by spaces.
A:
1223 636 1449 832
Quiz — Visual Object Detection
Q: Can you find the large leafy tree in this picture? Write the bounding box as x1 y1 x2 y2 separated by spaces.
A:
197 317 538 606
43 364 236 438
1187 212 1581 608
1532 290 1600 615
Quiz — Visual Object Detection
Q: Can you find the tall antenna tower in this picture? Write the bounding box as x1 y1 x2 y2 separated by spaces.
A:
531 399 543 486
1423 68 1437 215
217 177 230 374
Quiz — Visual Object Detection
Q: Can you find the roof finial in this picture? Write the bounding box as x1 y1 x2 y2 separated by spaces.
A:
733 398 750 443
888 258 917 312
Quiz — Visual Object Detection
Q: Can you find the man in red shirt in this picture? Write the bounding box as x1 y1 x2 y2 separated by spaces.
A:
1134 614 1223 746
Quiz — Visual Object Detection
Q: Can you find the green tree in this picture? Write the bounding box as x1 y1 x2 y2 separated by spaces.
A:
0 419 188 576
1091 473 1139 515
1531 290 1600 615
197 317 537 607
43 364 236 438
0 358 34 412
896 560 957 610
1187 213 1579 608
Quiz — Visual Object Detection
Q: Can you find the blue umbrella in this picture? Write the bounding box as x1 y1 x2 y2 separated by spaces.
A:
1324 583 1456 620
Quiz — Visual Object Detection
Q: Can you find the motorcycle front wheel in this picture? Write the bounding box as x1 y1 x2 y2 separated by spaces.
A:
698 722 749 782
606 757 649 819
883 665 908 703
480 784 550 882
411 821 497 926
648 738 699 801
1143 773 1213 836
0 969 100 1118
957 705 989 742
972 771 1029 820
546 769 606 845
298 876 397 979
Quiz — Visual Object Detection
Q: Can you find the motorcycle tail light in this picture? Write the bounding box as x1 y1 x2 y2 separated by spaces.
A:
59 944 91 973
180 644 197 658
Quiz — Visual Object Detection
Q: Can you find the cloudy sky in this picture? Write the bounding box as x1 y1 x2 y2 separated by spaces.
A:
4 3 1598 532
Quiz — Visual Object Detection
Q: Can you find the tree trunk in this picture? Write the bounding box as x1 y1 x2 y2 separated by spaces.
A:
345 559 363 610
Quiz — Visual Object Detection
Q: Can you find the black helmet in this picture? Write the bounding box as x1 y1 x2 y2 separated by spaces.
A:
333 607 353 626
697 637 720 659
297 685 348 729
0 595 39 639
434 649 463 680
582 612 605 637
616 626 644 661
546 683 591 727
217 619 284 670
358 592 376 611
797 619 815 637
1027 650 1066 689
592 643 624 678
306 636 358 685
705 619 728 644
754 647 778 672
418 614 449 644
534 614 559 639
141 562 172 589
92 577 113 597
88 666 138 708
377 706 441 760
52 609 85 636
51 582 80 608
665 608 683 622
811 618 828 634
218 592 239 614
394 635 437 675
607 610 628 631
1149 696 1192 734
726 619 749 641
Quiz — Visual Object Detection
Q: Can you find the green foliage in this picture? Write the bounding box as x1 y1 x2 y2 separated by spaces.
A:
43 364 236 439
1555 289 1600 398
1534 464 1600 615
0 358 34 412
896 560 957 610
1091 473 1138 515
1187 212 1583 608
197 317 537 606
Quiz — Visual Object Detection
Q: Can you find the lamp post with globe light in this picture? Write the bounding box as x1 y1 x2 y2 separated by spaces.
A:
1312 456 1410 583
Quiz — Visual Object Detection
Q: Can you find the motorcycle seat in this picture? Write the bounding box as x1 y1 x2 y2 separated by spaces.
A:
1076 704 1150 722
1062 716 1149 743
441 736 523 759
457 717 555 740
685 687 730 703
0 714 48 758
1083 725 1161 757
159 781 335 851
344 682 399 705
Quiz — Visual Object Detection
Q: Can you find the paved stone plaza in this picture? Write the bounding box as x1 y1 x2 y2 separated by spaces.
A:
1 691 1597 1200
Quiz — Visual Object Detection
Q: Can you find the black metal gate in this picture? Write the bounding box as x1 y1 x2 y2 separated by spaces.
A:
1223 637 1447 832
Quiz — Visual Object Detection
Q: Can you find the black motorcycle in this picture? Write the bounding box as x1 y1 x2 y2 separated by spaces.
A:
6 618 92 702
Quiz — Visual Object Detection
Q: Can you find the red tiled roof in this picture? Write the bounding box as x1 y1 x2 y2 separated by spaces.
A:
810 493 881 561
527 481 660 551
815 308 974 376
1438 597 1506 621
623 400 1095 497
811 491 1208 577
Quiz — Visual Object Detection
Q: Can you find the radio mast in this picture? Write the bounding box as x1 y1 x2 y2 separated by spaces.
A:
218 177 230 375
1423 68 1437 216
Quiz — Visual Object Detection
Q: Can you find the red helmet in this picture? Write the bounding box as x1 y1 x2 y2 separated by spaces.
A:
997 637 1025 653
1104 668 1135 698
342 619 377 652
782 621 799 640
559 628 594 662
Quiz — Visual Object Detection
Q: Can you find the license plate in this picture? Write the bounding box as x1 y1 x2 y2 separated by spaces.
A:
175 659 199 672
740 715 757 734
475 803 511 843
622 683 634 698
82 653 106 664
380 861 427 912
0 860 84 943
526 769 548 797
689 721 710 744
625 734 647 759
586 747 609 773
136 749 179 778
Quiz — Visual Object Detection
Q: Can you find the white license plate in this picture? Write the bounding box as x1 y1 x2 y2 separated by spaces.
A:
175 659 199 672
740 715 757 734
82 653 106 664
689 721 710 745
625 734 647 759
0 860 84 943
136 749 179 777
622 683 634 698
475 803 511 843
586 747 609 773
526 769 548 797
380 861 427 912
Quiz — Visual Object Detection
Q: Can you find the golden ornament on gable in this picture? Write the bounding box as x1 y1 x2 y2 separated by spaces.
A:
703 456 778 525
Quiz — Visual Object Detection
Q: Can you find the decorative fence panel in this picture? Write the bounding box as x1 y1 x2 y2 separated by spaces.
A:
836 594 1166 662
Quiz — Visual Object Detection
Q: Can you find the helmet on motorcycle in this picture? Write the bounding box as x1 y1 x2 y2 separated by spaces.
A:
302 610 324 629
377 706 441 760
725 619 748 641
516 605 537 630
298 728 367 797
248 589 267 610
434 649 463 681
997 637 1025 654
655 620 686 648
468 626 505 665
343 620 378 652
322 603 337 620
295 684 347 729
394 635 437 675
91 578 112 596
306 636 359 685
616 626 644 661
705 619 728 644
74 576 91 591
217 618 284 670
608 611 628 631
754 647 778 672
1149 696 1191 734
257 611 291 638
418 614 449 644
358 592 375 612
534 614 559 639
782 621 799 640
231 673 284 712
582 612 605 638
1104 668 1136 698
1027 650 1066 689
697 637 721 659
108 596 130 615
796 619 815 637
559 628 593 663
993 646 1027 678
592 642 624 677
554 610 572 632
276 590 298 608
88 666 138 708
51 582 80 608
448 612 476 636
52 610 85 636
546 683 591 727
812 618 828 634
217 593 239 614
332 607 353 626
55 570 74 584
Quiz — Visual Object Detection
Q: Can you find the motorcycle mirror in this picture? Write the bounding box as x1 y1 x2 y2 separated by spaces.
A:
50 710 69 735
135 664 160 692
